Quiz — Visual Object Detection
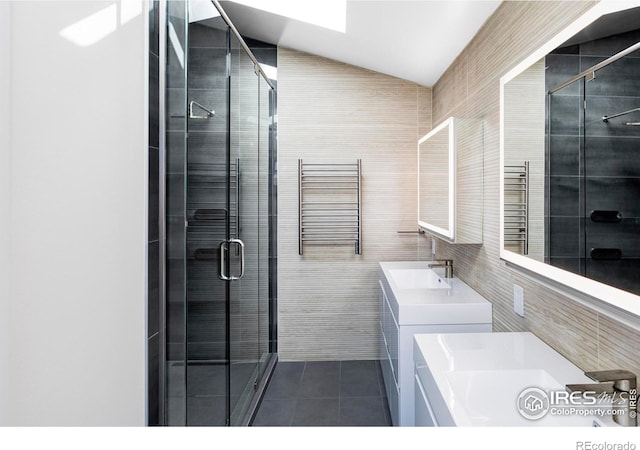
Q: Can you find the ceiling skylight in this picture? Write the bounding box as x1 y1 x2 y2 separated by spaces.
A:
231 0 347 33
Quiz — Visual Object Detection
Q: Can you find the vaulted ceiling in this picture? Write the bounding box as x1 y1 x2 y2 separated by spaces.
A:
215 1 502 87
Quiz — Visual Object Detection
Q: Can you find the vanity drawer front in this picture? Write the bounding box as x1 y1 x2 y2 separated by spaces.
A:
379 281 399 380
380 347 399 426
414 372 438 426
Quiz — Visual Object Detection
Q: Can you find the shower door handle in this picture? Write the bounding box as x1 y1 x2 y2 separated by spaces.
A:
218 239 245 281
229 238 245 280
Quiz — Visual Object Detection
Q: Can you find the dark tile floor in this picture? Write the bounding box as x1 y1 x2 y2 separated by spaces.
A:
251 360 392 426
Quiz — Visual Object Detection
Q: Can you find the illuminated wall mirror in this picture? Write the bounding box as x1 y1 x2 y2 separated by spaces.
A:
419 118 454 240
500 0 640 318
419 117 483 244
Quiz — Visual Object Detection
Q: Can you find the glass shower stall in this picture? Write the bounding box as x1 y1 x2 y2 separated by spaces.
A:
163 0 277 425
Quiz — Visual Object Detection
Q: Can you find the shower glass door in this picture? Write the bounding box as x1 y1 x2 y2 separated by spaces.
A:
164 2 274 426
228 33 260 425
184 15 231 426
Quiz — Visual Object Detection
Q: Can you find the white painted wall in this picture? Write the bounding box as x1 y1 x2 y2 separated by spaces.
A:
0 1 11 426
7 1 148 425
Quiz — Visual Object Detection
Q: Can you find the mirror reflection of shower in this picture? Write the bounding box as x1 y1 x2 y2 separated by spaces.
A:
545 32 640 295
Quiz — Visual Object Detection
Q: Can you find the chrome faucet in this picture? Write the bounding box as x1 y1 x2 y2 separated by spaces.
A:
428 259 453 278
566 369 637 426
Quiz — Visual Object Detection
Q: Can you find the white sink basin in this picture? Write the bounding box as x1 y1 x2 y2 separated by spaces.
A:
414 332 612 427
444 369 596 426
379 261 492 326
388 269 450 289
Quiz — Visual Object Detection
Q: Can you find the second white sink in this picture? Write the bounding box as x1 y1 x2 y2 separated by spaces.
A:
414 332 611 427
444 369 595 426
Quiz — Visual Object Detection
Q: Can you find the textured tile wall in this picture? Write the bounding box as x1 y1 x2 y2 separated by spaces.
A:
277 48 432 360
430 1 640 374
276 1 640 373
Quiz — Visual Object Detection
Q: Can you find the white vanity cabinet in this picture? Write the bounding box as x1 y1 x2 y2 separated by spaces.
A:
378 261 492 426
418 117 483 244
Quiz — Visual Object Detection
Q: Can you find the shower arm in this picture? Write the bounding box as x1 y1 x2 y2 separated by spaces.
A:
189 101 215 119
602 107 640 122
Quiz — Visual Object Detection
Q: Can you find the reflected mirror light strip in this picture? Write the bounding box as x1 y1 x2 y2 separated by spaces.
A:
232 0 347 33
59 1 142 47
189 0 221 23
168 22 185 69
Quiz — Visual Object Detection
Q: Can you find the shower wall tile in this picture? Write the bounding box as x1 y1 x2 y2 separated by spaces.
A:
549 217 581 257
580 28 640 58
167 131 185 174
185 131 227 163
149 53 160 148
548 94 582 135
549 176 580 216
581 55 640 97
548 257 581 274
586 177 640 217
148 333 160 426
545 54 580 94
585 137 640 177
167 88 187 132
166 173 184 216
148 147 159 241
188 23 227 48
166 216 185 259
586 259 640 300
167 300 185 343
551 44 580 55
167 257 184 304
549 135 580 176
188 48 228 90
148 241 160 337
586 219 640 255
584 96 640 137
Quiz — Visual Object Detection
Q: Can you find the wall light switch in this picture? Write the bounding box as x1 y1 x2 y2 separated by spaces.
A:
513 285 524 317
431 238 436 256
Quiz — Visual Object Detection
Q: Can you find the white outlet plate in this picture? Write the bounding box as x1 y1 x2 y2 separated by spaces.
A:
513 285 524 317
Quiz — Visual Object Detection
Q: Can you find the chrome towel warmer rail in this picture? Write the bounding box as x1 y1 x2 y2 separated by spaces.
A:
298 159 362 255
504 161 529 255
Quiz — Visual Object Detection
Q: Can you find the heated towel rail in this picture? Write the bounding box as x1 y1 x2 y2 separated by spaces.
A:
298 159 362 255
504 161 529 255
